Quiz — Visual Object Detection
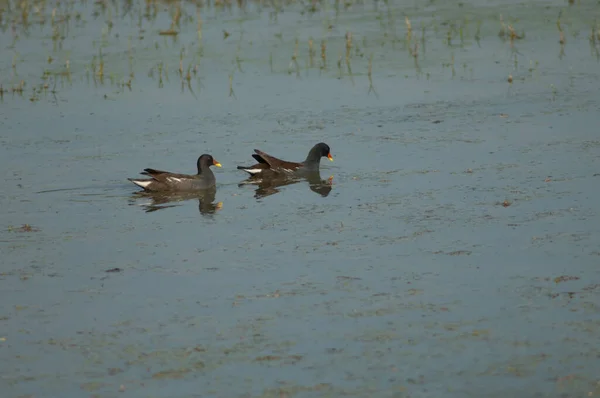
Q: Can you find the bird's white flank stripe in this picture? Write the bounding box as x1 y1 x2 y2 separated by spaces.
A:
132 180 152 188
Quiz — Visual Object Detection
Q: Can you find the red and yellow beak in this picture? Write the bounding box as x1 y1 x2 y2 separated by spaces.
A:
213 159 222 168
327 153 334 162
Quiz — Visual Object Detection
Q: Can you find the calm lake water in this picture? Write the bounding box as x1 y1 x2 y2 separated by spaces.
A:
2 0 600 396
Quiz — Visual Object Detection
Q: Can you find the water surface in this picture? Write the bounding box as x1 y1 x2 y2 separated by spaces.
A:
2 0 600 396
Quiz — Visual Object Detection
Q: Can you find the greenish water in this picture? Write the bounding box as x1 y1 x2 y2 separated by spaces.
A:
2 0 600 396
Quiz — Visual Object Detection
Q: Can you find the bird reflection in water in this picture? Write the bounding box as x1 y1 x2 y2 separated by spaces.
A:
239 172 333 199
130 188 223 215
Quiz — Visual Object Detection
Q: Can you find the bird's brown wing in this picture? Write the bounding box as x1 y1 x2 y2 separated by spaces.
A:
141 168 171 176
141 169 193 182
253 149 303 171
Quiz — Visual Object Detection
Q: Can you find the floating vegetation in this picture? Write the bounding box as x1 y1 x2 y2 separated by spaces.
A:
0 0 596 103
159 29 179 36
7 224 41 233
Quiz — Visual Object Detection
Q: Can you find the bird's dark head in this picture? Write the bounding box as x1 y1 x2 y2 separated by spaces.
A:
197 154 222 172
315 142 333 162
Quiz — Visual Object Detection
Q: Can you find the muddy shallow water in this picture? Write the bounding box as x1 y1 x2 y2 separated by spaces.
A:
1 0 600 396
